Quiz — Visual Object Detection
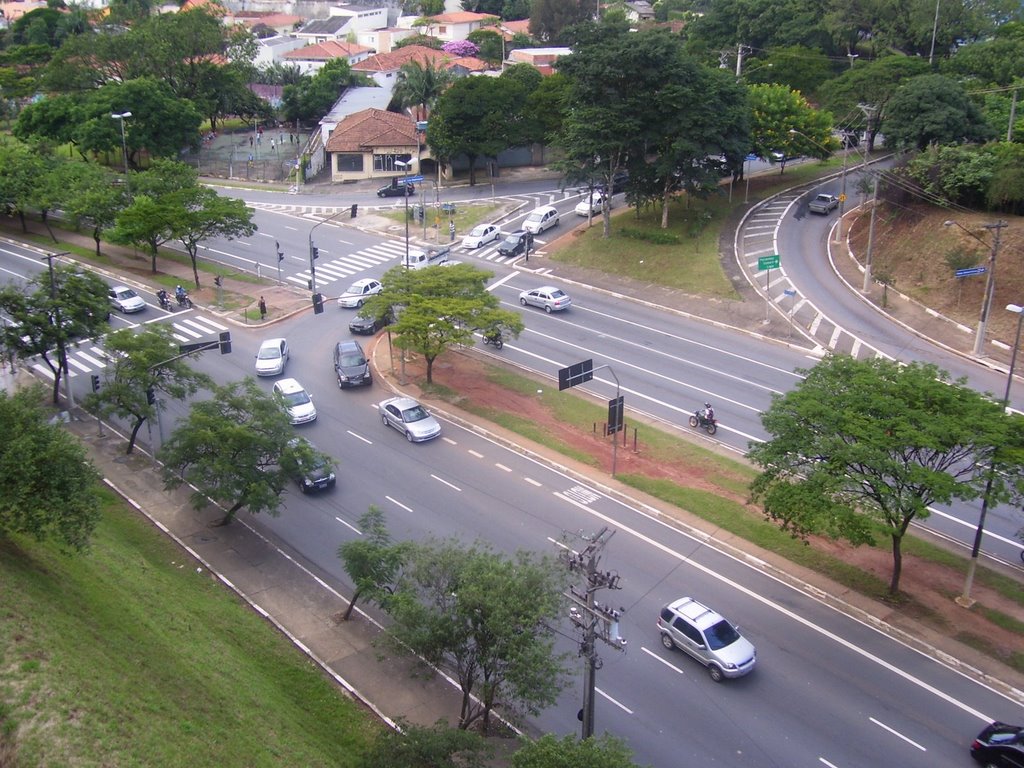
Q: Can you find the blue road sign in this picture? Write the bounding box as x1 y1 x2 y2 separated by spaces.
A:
783 288 797 296
401 175 424 184
955 266 987 278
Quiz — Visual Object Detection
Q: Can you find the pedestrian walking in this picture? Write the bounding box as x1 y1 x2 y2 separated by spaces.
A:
249 135 253 147
271 138 275 151
289 133 294 144
258 296 267 320
449 220 456 242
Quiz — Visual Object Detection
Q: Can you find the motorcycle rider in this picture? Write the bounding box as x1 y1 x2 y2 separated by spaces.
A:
175 285 186 303
701 402 715 424
484 328 502 345
156 289 169 308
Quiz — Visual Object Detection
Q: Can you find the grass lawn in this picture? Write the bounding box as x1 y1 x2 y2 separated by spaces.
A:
0 486 378 767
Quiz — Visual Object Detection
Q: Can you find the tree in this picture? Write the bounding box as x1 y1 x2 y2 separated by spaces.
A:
365 263 524 383
428 76 527 185
0 385 102 552
883 74 995 151
0 264 110 404
390 61 455 123
358 720 491 768
49 160 124 257
748 356 1024 594
281 58 371 125
529 0 591 43
511 734 640 768
158 379 304 525
337 506 410 621
384 539 569 731
0 139 51 232
86 325 211 455
747 83 835 172
741 45 835 98
169 186 256 289
466 28 504 65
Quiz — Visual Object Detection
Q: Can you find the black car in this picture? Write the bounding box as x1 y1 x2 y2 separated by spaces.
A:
287 438 336 494
971 722 1024 766
377 181 414 198
609 169 629 194
497 230 533 258
349 309 391 335
333 339 372 388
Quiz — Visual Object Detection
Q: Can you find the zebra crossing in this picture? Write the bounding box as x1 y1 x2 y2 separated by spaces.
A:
287 240 406 289
29 314 230 380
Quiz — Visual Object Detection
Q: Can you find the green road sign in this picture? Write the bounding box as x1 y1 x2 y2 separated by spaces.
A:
758 254 780 271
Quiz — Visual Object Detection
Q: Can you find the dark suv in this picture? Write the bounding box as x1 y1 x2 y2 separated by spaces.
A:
286 438 336 494
333 339 372 388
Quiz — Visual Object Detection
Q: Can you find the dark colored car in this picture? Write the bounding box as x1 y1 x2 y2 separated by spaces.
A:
497 230 533 258
377 181 414 198
348 309 391 335
971 722 1024 766
333 339 372 388
287 438 336 494
608 169 629 194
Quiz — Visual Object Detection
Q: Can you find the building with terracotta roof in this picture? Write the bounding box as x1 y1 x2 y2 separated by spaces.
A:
225 10 303 35
414 11 499 43
506 47 572 76
352 45 467 88
322 107 433 183
283 39 375 74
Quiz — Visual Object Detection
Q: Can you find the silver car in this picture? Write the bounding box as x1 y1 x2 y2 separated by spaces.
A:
657 597 756 682
519 286 572 313
378 396 441 442
255 338 289 377
108 285 147 313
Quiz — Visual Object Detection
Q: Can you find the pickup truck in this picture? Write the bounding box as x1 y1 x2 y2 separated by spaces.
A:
405 245 450 270
808 193 840 214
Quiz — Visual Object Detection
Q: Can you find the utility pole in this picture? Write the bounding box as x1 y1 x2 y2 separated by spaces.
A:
557 527 625 740
862 176 879 293
41 252 74 409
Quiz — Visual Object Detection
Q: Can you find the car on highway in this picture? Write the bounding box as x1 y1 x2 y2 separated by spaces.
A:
255 338 289 376
657 596 756 682
808 193 839 214
273 377 317 425
497 230 532 258
377 180 414 197
378 396 441 442
108 285 146 313
461 224 501 249
519 286 571 313
337 278 382 308
522 205 560 235
286 438 336 493
349 308 391 335
575 191 610 216
970 721 1024 766
333 339 371 388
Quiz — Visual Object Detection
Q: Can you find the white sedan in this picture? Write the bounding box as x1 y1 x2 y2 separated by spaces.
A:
575 192 609 216
337 278 382 309
461 224 501 249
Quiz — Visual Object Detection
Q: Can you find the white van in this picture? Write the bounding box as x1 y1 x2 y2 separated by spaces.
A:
523 205 560 235
405 245 450 270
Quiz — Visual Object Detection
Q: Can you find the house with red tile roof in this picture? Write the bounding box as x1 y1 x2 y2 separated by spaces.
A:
322 107 433 183
415 11 499 43
224 10 303 35
283 39 375 74
352 44 485 88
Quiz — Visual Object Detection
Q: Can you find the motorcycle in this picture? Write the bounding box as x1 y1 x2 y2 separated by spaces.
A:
688 409 717 435
176 292 193 309
157 292 172 311
482 331 504 350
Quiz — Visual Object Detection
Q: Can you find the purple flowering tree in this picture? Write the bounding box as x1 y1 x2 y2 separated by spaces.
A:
442 40 479 57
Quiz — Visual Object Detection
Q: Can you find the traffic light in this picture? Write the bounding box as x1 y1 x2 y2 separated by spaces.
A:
90 374 100 392
278 251 284 263
350 204 358 219
311 245 319 260
146 386 156 405
218 331 232 355
312 293 324 314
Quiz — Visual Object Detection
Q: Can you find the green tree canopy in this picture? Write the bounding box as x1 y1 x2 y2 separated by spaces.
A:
358 720 491 768
282 58 372 124
747 82 835 172
337 506 410 621
169 186 256 289
0 385 101 552
748 355 1024 594
158 378 307 524
884 74 994 150
384 539 569 731
511 733 640 768
87 325 212 454
389 60 455 122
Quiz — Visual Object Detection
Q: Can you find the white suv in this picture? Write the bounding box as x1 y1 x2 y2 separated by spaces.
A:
657 597 756 682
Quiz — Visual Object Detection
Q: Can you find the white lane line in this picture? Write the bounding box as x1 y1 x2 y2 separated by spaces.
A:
524 477 542 486
488 270 519 291
442 437 457 445
431 475 462 491
386 496 412 513
641 646 685 674
468 449 484 458
869 718 926 751
494 463 512 472
335 517 361 535
818 758 840 767
595 687 633 714
551 491 995 723
346 430 371 444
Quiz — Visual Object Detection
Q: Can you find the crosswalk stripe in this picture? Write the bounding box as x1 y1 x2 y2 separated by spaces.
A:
77 351 107 367
287 275 310 286
315 263 358 279
67 357 91 372
172 324 203 339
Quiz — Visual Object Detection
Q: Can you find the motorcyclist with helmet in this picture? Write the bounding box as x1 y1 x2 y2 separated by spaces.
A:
700 402 715 424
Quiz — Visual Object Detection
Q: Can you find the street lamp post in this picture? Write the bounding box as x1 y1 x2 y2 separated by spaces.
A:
957 302 1024 607
111 111 132 196
944 220 1007 357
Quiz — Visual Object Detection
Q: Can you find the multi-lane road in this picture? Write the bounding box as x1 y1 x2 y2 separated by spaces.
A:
1 177 1022 767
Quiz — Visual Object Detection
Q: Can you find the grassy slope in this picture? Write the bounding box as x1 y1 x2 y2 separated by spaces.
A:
0 487 377 768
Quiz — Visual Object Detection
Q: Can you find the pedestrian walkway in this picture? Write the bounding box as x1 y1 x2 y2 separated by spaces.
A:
287 240 407 289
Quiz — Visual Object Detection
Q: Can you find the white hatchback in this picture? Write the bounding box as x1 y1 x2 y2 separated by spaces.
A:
274 378 317 425
522 205 560 235
255 338 289 376
337 278 383 309
461 224 501 249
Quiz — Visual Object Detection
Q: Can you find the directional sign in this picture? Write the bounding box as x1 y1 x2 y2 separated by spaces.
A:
783 288 797 297
401 175 424 184
558 359 594 391
758 254 780 271
955 266 987 278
